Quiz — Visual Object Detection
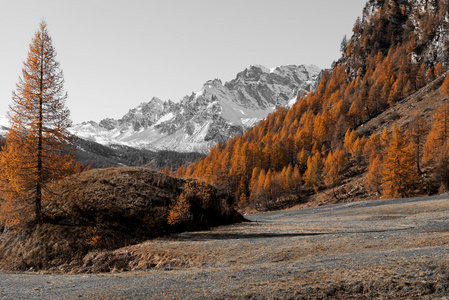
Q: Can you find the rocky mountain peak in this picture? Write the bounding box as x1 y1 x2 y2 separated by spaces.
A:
71 64 322 153
117 97 165 131
204 78 223 87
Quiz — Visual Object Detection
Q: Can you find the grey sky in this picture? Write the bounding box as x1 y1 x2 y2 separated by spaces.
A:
0 1 366 124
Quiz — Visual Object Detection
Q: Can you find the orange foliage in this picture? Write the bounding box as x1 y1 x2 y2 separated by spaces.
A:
441 74 449 95
0 22 82 227
381 124 417 198
178 6 447 208
406 115 428 173
423 104 449 165
366 156 383 194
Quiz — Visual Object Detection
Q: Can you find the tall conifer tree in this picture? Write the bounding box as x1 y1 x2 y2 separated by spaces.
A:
381 124 417 198
0 22 79 225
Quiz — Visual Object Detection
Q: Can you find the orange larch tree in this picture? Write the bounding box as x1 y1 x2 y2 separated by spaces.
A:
304 152 324 191
434 62 444 77
440 73 449 95
423 104 449 165
416 63 427 89
366 155 383 194
0 22 80 226
426 67 435 84
381 124 417 198
324 148 347 198
406 115 428 174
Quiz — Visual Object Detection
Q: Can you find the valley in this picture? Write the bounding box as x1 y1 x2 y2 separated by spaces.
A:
1 194 449 299
2 0 449 298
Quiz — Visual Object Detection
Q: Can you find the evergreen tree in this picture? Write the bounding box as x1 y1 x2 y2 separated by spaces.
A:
0 22 80 226
340 35 348 54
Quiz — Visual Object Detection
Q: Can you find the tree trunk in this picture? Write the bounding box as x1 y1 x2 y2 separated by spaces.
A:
36 42 44 223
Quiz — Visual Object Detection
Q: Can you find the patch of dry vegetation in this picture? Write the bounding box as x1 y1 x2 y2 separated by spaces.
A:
0 195 448 299
0 167 243 271
273 259 449 299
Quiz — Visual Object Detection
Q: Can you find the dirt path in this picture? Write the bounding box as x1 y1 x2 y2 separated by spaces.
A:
1 194 449 299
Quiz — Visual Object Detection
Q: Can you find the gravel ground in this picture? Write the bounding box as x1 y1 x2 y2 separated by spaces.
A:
1 194 449 299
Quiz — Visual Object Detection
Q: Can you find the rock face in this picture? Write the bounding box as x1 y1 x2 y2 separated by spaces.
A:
341 0 449 79
71 64 321 153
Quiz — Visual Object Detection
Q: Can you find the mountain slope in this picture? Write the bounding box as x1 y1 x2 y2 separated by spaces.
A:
342 0 449 79
74 136 204 169
71 64 321 153
181 0 449 211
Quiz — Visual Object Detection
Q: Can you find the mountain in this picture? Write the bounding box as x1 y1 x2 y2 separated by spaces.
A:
0 115 8 137
180 0 449 211
342 0 449 79
0 115 204 170
71 64 321 153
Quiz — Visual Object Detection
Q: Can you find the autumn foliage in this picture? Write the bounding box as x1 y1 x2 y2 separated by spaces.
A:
440 74 449 95
177 0 449 208
0 22 82 227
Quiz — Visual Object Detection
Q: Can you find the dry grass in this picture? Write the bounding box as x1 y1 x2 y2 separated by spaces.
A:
1 195 449 298
0 167 243 272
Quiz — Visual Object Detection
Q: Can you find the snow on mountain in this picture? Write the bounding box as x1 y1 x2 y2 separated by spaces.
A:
71 64 322 153
0 115 9 137
286 97 298 108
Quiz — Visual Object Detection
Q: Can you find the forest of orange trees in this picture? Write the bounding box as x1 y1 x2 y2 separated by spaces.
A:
171 2 449 210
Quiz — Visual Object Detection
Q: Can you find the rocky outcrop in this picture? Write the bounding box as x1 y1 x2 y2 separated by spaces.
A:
340 0 449 79
71 64 321 153
225 65 320 108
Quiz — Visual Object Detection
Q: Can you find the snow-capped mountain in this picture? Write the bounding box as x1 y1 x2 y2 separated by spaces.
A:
71 64 321 153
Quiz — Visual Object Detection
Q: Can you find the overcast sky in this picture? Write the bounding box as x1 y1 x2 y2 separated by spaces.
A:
0 1 366 124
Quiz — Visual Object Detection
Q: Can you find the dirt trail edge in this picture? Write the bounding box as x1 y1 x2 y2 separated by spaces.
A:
1 194 449 299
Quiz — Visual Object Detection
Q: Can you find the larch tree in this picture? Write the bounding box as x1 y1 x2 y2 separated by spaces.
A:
0 22 80 226
324 149 346 199
423 104 449 165
379 127 391 151
304 152 324 191
416 63 427 89
366 155 383 194
406 115 428 174
441 73 449 95
434 62 444 77
425 67 435 84
381 124 417 198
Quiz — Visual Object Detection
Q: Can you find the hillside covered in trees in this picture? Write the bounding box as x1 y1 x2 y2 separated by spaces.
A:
178 0 449 211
